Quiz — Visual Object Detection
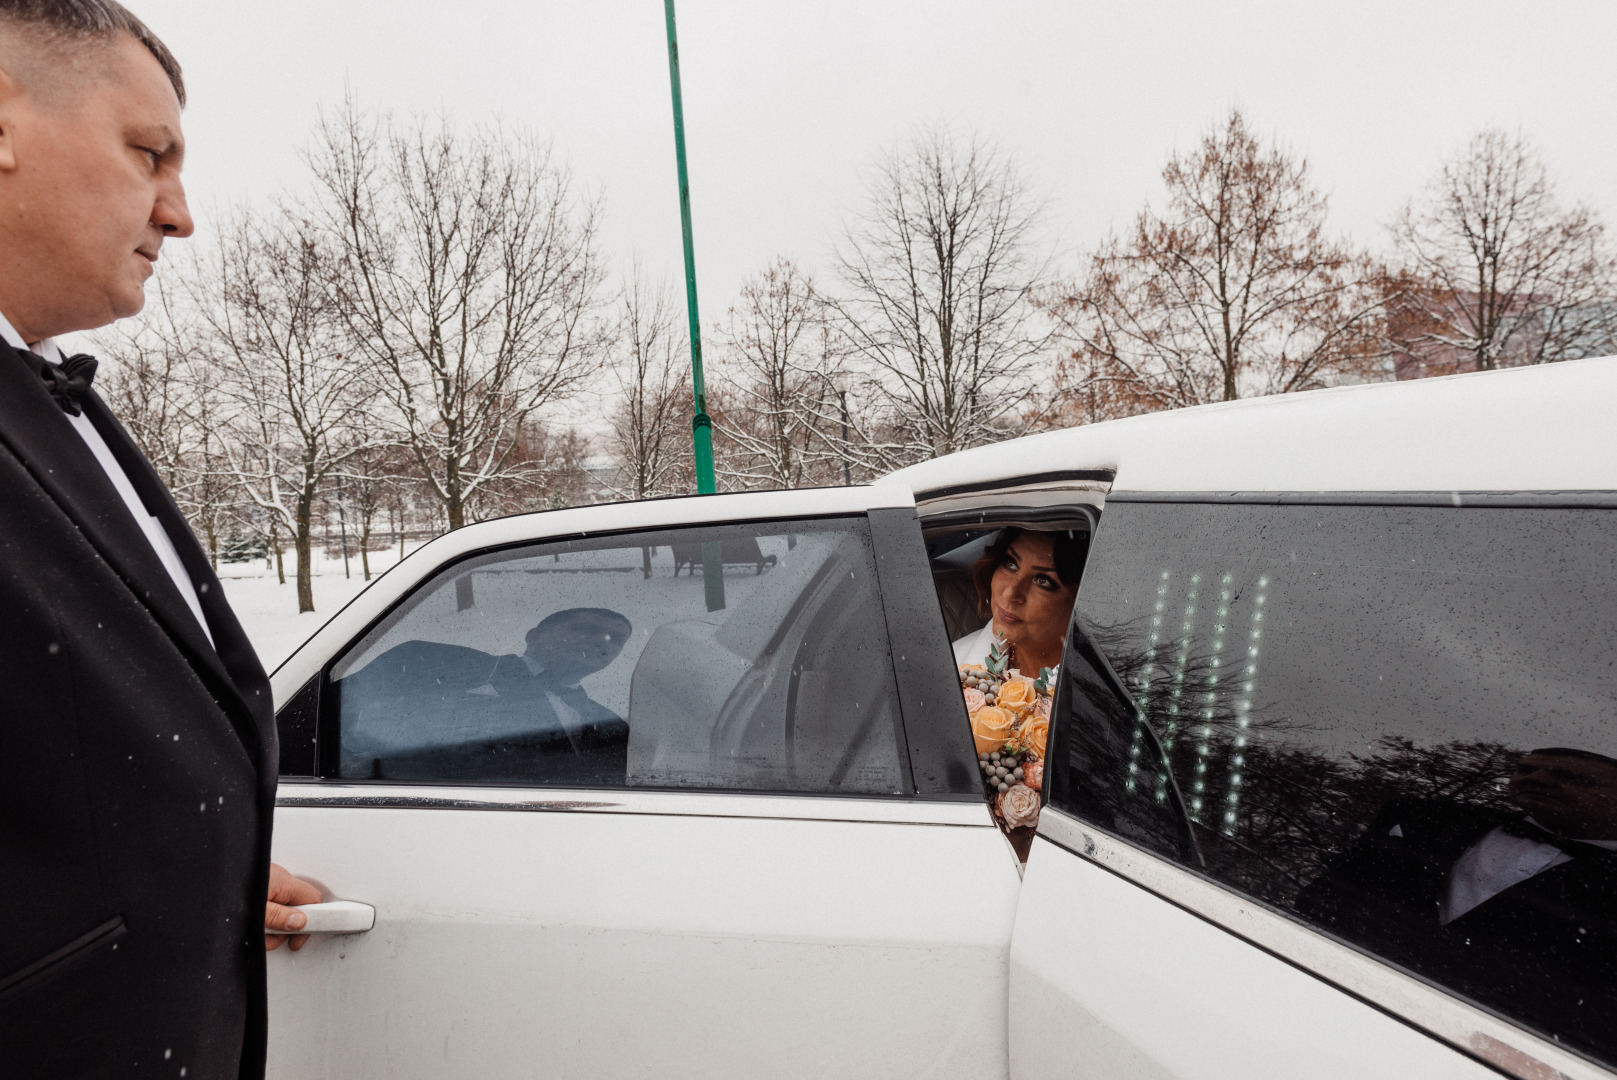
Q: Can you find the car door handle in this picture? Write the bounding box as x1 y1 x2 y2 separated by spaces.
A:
268 900 375 935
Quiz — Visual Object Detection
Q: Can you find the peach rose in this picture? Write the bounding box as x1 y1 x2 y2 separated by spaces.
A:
962 687 986 714
969 705 1017 755
997 783 1041 829
1034 694 1052 721
1023 760 1044 792
996 676 1039 717
1019 713 1049 759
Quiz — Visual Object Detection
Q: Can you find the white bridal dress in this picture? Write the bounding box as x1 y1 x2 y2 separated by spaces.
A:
952 621 998 668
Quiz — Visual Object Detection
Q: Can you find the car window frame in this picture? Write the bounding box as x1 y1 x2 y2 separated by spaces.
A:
275 508 982 801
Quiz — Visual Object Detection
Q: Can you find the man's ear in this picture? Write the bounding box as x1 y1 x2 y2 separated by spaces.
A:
0 63 26 173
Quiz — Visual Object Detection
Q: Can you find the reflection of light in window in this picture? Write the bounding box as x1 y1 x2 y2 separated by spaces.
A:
1128 571 1172 794
1155 572 1200 805
1223 575 1267 836
1125 572 1177 792
1190 578 1230 822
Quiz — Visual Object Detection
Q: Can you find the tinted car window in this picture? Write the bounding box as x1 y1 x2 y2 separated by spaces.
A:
330 518 906 795
1047 501 1617 1064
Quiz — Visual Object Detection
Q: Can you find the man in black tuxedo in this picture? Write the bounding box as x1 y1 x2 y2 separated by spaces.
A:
341 608 633 784
0 3 315 1076
1298 747 1617 1061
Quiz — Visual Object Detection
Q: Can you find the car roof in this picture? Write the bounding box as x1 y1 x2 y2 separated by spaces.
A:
883 355 1617 497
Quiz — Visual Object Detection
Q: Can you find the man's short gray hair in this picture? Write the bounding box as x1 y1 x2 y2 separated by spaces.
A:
0 0 183 105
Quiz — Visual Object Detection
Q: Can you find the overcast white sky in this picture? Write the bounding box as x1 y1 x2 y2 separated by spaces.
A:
138 0 1617 310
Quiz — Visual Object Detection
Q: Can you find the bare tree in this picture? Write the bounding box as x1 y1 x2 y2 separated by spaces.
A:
1047 110 1385 422
313 103 607 529
604 266 692 500
91 277 197 489
1389 128 1617 375
715 258 846 489
337 433 391 581
527 421 595 508
468 415 597 515
829 128 1051 466
549 427 595 507
200 208 377 612
186 398 248 572
91 274 241 568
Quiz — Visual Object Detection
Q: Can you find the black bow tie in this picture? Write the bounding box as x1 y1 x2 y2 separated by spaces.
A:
26 350 98 416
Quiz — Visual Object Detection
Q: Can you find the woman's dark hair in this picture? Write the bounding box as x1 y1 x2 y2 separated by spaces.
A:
971 527 1087 616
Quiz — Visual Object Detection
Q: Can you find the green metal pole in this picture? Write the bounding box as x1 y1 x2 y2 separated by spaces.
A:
664 0 724 612
663 0 716 496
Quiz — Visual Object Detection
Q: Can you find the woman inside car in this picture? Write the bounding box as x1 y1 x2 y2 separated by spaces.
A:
953 527 1085 676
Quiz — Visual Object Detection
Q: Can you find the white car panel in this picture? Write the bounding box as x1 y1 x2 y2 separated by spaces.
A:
268 799 1019 1079
1028 810 1610 1080
887 354 1617 498
1009 837 1499 1080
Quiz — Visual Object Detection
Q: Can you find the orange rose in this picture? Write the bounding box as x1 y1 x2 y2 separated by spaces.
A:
1019 713 1049 759
970 705 1017 755
996 676 1038 717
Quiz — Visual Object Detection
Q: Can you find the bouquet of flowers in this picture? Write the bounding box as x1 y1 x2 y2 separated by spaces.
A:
960 633 1052 832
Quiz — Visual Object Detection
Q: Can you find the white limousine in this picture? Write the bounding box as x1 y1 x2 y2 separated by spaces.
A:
266 355 1617 1080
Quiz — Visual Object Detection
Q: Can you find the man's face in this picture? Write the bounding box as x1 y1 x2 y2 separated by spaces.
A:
525 613 630 685
1508 752 1617 840
0 32 191 340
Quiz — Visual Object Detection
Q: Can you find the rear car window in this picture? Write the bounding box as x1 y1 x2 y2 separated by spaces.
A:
329 517 906 796
1047 501 1617 1065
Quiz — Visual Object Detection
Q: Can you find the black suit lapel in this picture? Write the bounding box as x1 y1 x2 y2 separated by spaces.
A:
0 341 269 761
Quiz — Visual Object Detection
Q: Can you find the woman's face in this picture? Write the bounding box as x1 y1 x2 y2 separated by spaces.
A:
990 533 1078 664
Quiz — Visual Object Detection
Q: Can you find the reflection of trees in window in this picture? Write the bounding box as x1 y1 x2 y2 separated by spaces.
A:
1087 618 1521 911
1211 736 1520 910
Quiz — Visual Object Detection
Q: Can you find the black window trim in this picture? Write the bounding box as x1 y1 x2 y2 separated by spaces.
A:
910 468 1115 505
1049 609 1204 868
918 503 1100 537
280 510 980 801
276 673 319 778
867 507 984 799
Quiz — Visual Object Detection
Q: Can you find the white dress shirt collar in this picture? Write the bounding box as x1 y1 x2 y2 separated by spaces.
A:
0 309 214 648
1441 818 1617 925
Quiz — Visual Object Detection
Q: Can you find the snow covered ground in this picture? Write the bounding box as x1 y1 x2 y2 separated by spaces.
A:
217 544 429 674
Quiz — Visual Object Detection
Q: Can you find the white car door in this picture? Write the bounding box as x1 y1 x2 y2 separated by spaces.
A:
265 486 1021 1080
1009 495 1617 1080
